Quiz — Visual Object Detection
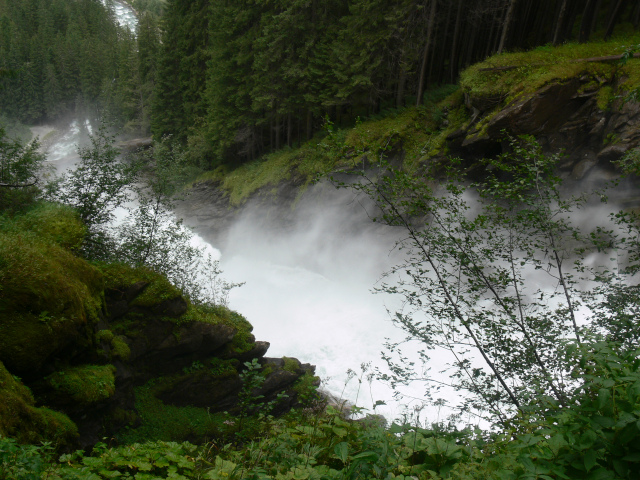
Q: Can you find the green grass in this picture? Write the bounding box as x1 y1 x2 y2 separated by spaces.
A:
191 85 468 204
460 32 640 106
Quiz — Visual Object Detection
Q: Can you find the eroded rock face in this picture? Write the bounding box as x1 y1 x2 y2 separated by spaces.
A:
450 74 640 200
0 261 317 449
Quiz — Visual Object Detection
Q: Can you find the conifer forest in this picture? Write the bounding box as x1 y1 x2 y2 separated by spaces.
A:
1 1 640 479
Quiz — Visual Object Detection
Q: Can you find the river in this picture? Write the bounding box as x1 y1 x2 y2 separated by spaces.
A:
31 0 448 424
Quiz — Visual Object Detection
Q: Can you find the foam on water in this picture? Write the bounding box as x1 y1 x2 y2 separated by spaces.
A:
101 0 138 32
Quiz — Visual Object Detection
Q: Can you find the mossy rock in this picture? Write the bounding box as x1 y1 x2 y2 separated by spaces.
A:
184 304 256 356
0 230 104 375
0 361 77 448
96 262 181 309
10 203 86 252
282 356 300 373
44 364 116 407
117 376 233 444
96 329 131 360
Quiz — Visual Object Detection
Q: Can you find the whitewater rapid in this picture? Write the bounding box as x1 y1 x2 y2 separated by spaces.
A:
33 1 441 423
35 118 434 422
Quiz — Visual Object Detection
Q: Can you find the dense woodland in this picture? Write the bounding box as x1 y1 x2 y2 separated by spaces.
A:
1 0 639 166
0 0 160 133
152 0 640 167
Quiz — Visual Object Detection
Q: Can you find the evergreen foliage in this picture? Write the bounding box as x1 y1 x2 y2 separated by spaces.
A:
0 126 45 212
0 0 160 133
152 0 640 167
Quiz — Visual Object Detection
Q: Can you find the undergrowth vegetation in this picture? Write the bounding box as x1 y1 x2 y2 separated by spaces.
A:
2 346 640 480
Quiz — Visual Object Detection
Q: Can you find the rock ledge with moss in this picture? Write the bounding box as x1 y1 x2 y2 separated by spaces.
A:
0 205 317 449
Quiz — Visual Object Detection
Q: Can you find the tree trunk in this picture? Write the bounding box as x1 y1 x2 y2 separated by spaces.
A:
270 117 274 151
416 0 437 107
396 67 407 108
634 1 640 29
517 0 534 47
579 0 596 43
497 0 517 54
485 16 498 57
553 0 569 44
604 0 626 40
464 19 477 68
434 2 451 84
450 0 463 82
563 0 581 40
287 113 292 147
591 0 603 34
306 109 312 140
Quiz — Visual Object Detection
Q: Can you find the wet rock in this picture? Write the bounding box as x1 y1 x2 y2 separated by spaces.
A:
598 143 632 161
117 137 152 151
572 151 599 179
450 75 640 181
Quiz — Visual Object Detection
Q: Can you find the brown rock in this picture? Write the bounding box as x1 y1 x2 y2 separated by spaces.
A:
572 152 599 180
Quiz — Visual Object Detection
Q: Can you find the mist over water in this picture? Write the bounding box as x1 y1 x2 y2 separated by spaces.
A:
36 1 637 424
214 188 416 417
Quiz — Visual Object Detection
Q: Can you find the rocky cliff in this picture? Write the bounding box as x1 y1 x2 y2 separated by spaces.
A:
0 206 317 449
174 60 640 246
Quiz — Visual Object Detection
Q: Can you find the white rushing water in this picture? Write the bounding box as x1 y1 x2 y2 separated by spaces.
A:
101 0 138 32
33 1 441 423
34 118 437 422
217 199 418 419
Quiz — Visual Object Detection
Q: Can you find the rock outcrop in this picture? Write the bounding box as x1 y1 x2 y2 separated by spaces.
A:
0 207 317 449
449 70 640 201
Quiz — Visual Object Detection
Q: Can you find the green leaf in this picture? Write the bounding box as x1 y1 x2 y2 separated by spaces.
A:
613 459 629 477
351 451 378 462
622 452 640 462
586 466 615 480
547 434 568 455
332 426 348 437
629 380 640 402
334 442 348 463
591 416 615 429
388 423 405 434
583 450 598 472
597 388 611 410
579 430 598 450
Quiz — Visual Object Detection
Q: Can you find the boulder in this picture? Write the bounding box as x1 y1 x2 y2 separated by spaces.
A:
0 257 318 449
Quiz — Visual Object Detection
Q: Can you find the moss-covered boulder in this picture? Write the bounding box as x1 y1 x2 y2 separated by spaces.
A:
0 208 103 377
451 41 640 183
96 263 259 379
42 364 116 408
0 221 316 449
0 361 77 448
